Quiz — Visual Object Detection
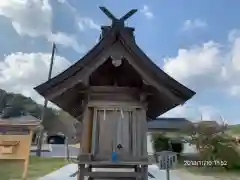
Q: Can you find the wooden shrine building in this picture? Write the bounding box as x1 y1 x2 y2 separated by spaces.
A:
34 7 195 180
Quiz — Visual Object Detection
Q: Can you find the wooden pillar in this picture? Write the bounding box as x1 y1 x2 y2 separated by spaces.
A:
78 164 85 180
132 109 137 157
87 108 93 153
136 109 142 157
22 130 33 180
142 165 148 180
80 108 92 153
139 109 147 157
91 108 98 155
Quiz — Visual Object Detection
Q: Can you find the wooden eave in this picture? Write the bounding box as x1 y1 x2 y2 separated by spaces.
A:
34 27 118 98
34 26 195 119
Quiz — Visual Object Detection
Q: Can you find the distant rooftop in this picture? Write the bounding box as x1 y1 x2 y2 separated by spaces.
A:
0 115 41 126
147 117 193 131
147 118 224 132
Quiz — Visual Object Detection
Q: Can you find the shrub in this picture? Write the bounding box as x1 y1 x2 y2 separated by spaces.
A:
151 134 171 152
151 134 184 154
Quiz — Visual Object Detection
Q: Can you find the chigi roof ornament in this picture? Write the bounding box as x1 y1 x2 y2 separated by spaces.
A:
99 6 137 29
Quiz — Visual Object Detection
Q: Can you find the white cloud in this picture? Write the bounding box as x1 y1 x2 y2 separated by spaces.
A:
48 32 86 53
140 5 154 20
0 52 71 106
229 85 240 96
0 0 52 37
61 0 100 31
163 41 224 90
57 0 66 3
162 104 224 123
0 0 85 53
77 17 100 31
163 29 240 97
182 19 207 31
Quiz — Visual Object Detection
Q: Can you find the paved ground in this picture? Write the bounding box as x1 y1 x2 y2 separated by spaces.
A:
39 164 181 180
31 144 52 152
39 164 240 180
31 145 79 158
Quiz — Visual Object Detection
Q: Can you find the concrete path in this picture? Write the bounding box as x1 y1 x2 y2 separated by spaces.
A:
39 164 182 180
31 144 52 152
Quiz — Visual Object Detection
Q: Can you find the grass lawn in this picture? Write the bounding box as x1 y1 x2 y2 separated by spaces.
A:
0 156 69 180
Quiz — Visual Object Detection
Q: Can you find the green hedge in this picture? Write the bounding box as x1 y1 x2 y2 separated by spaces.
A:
151 134 183 154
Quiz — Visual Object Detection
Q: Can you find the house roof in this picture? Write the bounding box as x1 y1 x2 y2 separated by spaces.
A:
148 117 193 131
0 115 41 127
34 9 195 119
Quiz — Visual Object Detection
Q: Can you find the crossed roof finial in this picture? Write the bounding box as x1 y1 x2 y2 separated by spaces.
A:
99 6 137 28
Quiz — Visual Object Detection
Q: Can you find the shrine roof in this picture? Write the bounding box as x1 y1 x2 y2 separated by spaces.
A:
34 7 196 119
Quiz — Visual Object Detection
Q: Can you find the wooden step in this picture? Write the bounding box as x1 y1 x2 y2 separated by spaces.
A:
85 171 142 178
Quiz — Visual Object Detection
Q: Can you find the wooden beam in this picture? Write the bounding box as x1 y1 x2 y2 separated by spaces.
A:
88 101 143 109
89 86 139 94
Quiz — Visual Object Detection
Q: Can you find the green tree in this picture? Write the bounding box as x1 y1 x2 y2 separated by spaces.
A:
187 121 240 169
0 89 65 132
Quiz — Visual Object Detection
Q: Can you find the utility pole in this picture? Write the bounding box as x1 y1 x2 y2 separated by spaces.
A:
36 43 56 156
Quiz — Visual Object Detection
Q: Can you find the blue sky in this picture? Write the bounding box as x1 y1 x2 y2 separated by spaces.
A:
0 0 240 125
